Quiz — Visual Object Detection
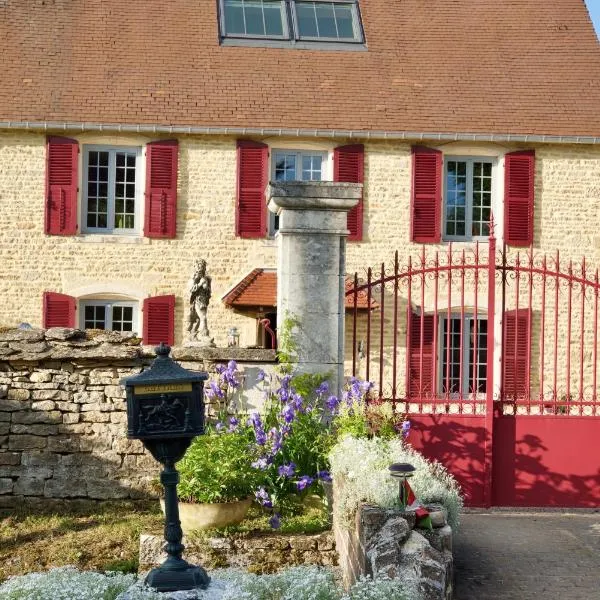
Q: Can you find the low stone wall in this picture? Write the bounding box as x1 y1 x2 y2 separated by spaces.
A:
139 531 337 573
0 327 276 506
335 504 453 600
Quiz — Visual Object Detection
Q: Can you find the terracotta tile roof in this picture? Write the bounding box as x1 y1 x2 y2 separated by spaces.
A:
223 269 375 310
1 1 599 138
223 269 278 308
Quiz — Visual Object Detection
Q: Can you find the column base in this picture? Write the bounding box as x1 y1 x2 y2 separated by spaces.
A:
145 562 210 592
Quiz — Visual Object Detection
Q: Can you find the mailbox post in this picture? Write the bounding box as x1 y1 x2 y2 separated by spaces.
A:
121 343 209 592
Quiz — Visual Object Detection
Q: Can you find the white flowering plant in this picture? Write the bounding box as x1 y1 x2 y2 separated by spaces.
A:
329 435 463 529
0 566 137 600
0 566 415 600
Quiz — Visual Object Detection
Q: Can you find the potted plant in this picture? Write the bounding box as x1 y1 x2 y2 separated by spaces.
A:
169 424 263 533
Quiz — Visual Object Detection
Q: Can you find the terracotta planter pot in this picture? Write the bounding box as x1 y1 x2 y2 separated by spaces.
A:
160 497 253 533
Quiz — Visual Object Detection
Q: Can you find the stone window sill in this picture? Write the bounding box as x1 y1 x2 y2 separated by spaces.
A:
74 234 150 245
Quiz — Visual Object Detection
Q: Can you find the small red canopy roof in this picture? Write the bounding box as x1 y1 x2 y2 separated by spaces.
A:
222 269 375 311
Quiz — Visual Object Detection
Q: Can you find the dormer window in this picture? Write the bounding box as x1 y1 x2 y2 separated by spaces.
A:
219 0 365 48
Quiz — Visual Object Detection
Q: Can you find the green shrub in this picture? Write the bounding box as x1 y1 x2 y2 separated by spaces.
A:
177 427 263 503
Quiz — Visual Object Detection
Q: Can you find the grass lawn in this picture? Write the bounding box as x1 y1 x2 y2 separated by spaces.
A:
0 501 330 583
0 501 163 584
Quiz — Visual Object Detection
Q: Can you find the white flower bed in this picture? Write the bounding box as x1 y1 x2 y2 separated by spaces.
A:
0 566 137 599
329 435 463 529
0 566 414 600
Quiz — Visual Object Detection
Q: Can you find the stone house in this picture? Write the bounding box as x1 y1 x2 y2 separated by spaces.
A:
0 0 599 384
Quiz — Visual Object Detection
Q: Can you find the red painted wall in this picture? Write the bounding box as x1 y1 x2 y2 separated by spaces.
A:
492 416 600 507
407 415 487 507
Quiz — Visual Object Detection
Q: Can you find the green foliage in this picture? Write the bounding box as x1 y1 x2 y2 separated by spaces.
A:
333 395 407 441
177 427 264 503
276 312 300 373
291 372 328 399
260 389 333 511
188 505 329 540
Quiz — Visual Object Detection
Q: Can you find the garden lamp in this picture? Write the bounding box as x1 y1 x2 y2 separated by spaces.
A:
389 462 416 510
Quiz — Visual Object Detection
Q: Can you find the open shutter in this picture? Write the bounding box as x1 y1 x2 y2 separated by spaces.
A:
334 144 364 241
411 146 441 243
504 150 534 246
43 292 76 328
145 140 178 238
236 140 268 238
143 295 175 346
45 137 78 235
502 308 530 400
407 310 435 398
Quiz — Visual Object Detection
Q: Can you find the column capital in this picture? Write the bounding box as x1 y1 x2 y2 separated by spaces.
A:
267 181 361 215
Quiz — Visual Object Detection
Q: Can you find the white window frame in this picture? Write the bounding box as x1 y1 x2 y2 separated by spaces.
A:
290 0 363 42
442 156 497 242
219 0 364 44
438 314 488 399
82 145 144 235
79 300 139 334
269 148 330 235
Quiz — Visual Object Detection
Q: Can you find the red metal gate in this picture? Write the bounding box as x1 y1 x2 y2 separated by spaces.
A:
346 230 600 507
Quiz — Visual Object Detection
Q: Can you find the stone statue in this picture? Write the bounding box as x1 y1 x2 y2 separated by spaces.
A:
186 259 215 346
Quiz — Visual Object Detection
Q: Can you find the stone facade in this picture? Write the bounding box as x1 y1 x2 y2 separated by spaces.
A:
0 327 275 505
2 131 600 351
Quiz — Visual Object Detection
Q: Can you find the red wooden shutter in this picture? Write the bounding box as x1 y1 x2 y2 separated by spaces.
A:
145 140 178 238
143 295 175 345
334 144 364 241
502 308 531 400
411 146 442 243
236 140 268 238
504 150 534 246
45 137 78 235
407 310 435 398
43 292 76 328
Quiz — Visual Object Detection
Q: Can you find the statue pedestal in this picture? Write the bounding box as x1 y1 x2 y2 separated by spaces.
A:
183 336 216 348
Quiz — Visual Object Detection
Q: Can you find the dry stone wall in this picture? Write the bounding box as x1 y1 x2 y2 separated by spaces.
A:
0 327 275 507
139 531 337 573
335 504 453 600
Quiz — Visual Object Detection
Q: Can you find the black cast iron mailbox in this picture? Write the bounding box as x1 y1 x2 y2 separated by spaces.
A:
121 342 209 593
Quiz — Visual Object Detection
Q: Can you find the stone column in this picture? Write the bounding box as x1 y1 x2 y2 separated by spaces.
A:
267 181 362 396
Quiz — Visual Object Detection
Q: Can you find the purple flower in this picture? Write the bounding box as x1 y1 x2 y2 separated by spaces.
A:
361 380 374 393
296 475 314 491
281 404 295 424
247 412 262 428
316 381 329 396
254 487 272 508
227 360 237 372
215 364 226 374
401 420 411 438
269 512 281 529
280 424 291 436
278 463 296 478
292 393 303 411
227 416 239 432
255 429 267 446
208 380 224 399
281 374 292 389
326 395 340 411
317 470 332 482
215 421 225 433
256 369 266 383
252 457 269 470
